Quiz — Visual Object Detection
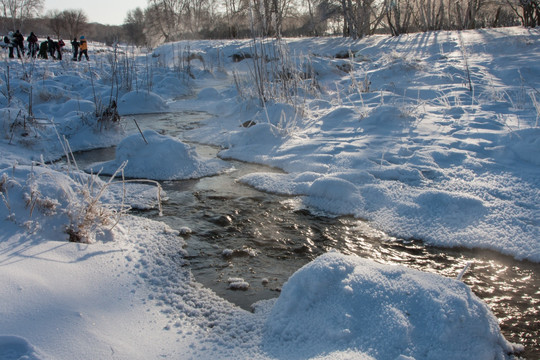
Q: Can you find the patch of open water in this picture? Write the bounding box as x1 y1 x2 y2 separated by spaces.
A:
74 112 539 358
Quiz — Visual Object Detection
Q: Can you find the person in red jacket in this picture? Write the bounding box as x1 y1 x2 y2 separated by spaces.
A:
56 38 65 60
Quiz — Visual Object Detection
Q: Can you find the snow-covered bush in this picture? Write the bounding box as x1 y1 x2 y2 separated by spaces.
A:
0 163 128 243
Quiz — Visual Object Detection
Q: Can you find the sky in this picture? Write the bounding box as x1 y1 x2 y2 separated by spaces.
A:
45 0 148 26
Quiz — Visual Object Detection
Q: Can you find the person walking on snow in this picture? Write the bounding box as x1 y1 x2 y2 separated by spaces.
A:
71 37 79 60
14 30 24 55
78 36 89 61
27 32 38 57
6 31 20 58
56 38 65 60
38 41 48 59
47 36 56 59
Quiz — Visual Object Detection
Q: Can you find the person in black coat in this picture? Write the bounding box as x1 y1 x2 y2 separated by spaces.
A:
27 32 38 57
14 30 24 55
71 38 79 60
38 41 48 59
47 36 55 59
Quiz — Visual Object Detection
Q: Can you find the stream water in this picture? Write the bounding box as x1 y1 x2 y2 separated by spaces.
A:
73 111 539 358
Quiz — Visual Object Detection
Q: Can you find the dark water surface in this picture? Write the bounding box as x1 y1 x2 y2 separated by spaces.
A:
75 112 540 358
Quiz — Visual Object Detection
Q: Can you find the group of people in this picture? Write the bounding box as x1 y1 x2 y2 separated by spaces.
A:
36 36 65 60
3 30 89 61
3 30 25 58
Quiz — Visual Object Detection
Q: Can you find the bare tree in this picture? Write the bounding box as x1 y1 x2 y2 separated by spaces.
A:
271 0 295 36
224 0 249 37
249 0 295 36
338 0 384 38
62 9 88 39
0 0 44 29
411 0 446 31
45 8 87 39
507 0 539 26
181 0 216 35
313 0 343 34
145 0 184 43
481 0 520 27
302 0 337 35
47 9 63 37
384 0 413 35
454 0 485 28
123 7 146 46
303 0 319 34
15 0 521 42
249 0 268 35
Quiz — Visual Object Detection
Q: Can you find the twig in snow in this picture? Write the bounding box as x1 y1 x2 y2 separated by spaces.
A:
133 118 148 144
456 261 472 281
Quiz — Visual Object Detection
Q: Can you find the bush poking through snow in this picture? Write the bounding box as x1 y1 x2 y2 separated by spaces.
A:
0 164 117 243
0 149 136 243
96 100 120 130
0 133 141 243
64 169 124 243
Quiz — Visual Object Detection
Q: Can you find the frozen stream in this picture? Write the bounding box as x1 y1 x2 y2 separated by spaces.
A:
73 111 539 358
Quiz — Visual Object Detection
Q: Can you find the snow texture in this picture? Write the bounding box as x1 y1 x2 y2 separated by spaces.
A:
1 28 537 359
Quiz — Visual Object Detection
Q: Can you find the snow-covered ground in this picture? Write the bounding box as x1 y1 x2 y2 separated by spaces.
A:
1 27 538 358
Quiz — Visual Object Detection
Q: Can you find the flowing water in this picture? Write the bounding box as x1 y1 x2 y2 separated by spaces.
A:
74 112 540 358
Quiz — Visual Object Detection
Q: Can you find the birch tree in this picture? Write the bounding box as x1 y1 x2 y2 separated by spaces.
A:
0 0 44 29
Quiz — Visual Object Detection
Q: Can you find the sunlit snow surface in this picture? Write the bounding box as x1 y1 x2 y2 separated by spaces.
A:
1 27 538 358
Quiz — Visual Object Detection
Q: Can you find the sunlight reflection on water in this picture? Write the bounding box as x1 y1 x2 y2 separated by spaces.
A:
74 112 540 359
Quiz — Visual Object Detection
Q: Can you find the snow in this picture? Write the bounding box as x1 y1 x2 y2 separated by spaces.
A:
89 129 229 180
264 251 514 359
1 27 538 358
228 278 250 290
118 91 170 115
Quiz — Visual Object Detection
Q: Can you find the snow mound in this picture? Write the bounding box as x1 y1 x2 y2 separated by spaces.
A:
197 87 222 100
0 335 44 360
219 123 287 162
227 277 250 290
305 176 364 215
58 99 95 116
497 128 540 166
91 130 229 180
155 76 190 98
118 91 169 115
264 251 518 360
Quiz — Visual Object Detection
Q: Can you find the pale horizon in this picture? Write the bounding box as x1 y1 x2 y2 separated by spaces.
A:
44 0 148 26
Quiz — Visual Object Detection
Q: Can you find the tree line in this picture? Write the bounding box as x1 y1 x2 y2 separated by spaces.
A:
126 0 539 43
0 0 538 47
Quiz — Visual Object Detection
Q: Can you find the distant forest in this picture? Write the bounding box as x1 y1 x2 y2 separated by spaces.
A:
0 0 537 47
0 17 124 46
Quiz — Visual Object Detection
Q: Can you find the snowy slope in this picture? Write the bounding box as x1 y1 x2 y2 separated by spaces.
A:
1 27 537 359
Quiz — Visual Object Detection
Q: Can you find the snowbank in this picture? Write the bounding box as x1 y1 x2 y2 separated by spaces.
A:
90 130 229 180
263 251 518 359
185 28 540 262
118 91 170 115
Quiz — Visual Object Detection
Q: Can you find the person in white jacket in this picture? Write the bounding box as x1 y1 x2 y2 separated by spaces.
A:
5 31 21 58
